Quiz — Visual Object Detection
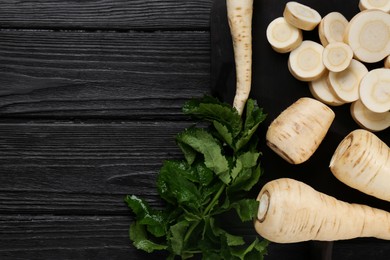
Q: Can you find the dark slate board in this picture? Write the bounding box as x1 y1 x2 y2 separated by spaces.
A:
211 0 390 259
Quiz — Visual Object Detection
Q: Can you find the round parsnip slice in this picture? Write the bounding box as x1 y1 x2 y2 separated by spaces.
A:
283 1 322 31
359 68 390 113
266 97 335 164
359 0 390 13
351 99 390 131
344 10 390 63
322 42 353 72
266 17 303 53
288 41 326 81
319 12 349 46
309 73 345 106
385 56 390 68
328 59 368 102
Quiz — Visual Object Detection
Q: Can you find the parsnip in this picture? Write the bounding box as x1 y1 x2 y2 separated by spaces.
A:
266 97 335 164
319 12 349 46
351 99 390 131
330 129 390 201
288 41 326 81
359 0 390 13
309 73 345 106
227 0 253 115
266 17 303 53
328 59 368 103
359 68 390 113
255 178 390 243
322 42 353 72
344 10 390 63
385 55 390 68
283 1 322 31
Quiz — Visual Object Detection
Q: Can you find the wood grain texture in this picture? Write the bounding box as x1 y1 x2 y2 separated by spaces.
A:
0 0 213 30
0 30 210 118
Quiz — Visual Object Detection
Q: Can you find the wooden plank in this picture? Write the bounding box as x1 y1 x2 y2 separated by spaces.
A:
0 30 210 118
0 0 212 30
0 121 194 214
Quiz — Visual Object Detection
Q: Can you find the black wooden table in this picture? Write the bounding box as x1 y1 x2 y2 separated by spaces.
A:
0 1 389 259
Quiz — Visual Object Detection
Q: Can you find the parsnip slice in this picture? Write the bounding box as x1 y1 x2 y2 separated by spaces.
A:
288 40 326 81
283 1 322 31
351 99 390 131
319 12 349 46
359 0 390 13
344 10 390 63
309 72 345 106
266 17 303 53
328 59 368 102
359 68 390 113
385 55 390 68
322 42 353 72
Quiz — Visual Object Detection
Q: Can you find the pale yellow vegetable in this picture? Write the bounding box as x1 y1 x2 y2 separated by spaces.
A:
309 72 345 106
385 56 390 68
351 99 390 131
359 68 390 113
288 40 326 81
322 42 353 72
330 129 390 201
266 17 303 53
283 1 322 31
344 10 390 63
319 12 349 46
328 59 368 102
266 97 335 164
359 0 390 13
255 178 390 243
227 0 253 115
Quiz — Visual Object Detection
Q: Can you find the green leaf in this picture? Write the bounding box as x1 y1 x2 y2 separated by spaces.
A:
129 222 167 253
177 141 197 165
125 195 166 237
213 120 234 147
230 199 260 222
244 99 267 131
209 217 245 247
194 162 214 186
183 96 242 138
229 164 263 193
231 237 269 260
237 151 260 169
157 160 203 210
169 220 190 255
176 127 230 184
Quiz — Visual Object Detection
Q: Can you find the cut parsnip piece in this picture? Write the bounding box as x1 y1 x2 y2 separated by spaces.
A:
283 1 322 31
359 68 390 113
266 97 335 164
266 17 303 53
359 0 390 13
309 73 345 106
328 59 368 102
319 12 349 46
344 10 390 63
385 55 390 68
322 42 353 72
351 99 390 131
330 129 390 202
288 41 326 81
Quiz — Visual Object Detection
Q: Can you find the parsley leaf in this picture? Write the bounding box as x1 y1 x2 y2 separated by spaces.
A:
125 97 268 259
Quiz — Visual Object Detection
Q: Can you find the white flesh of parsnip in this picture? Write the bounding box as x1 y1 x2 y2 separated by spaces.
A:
344 10 390 63
330 129 390 201
309 72 345 106
359 0 390 13
319 12 349 46
322 42 353 72
266 17 303 53
328 59 368 102
351 99 390 131
288 41 326 81
266 97 335 164
227 0 253 116
359 68 390 113
283 1 322 31
255 178 390 243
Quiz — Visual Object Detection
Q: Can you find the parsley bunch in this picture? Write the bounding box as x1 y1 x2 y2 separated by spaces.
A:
125 96 268 259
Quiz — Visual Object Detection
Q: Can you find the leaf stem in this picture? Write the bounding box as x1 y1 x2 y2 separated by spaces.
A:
204 183 226 216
